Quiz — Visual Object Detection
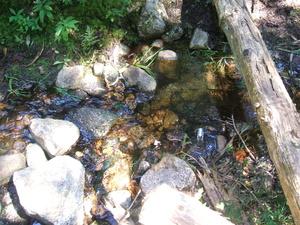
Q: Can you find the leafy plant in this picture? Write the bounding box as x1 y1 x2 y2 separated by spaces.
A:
133 46 162 78
55 16 79 42
9 8 42 33
33 0 54 24
5 75 29 96
80 26 99 55
53 58 72 69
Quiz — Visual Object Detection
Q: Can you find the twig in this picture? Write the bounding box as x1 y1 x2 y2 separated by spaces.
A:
231 114 256 161
26 42 44 67
119 189 141 223
289 53 294 79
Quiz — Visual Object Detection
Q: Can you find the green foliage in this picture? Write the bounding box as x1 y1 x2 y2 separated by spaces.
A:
133 46 162 78
33 0 54 24
55 16 79 42
9 8 42 33
4 0 134 49
80 26 100 55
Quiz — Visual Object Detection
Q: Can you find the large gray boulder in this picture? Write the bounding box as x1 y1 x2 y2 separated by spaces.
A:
13 156 85 225
137 0 168 39
140 155 196 194
0 153 26 186
122 66 157 92
29 118 80 157
67 107 118 139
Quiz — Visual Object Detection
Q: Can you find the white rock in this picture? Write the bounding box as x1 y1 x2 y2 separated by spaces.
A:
93 62 105 76
29 118 80 157
139 184 234 225
13 156 85 225
26 143 48 167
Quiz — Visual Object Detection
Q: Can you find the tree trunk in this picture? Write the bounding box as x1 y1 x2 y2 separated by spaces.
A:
212 0 300 223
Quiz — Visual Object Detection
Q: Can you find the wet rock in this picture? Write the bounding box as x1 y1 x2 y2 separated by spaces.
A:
80 68 106 96
106 190 132 209
102 155 132 192
155 50 179 79
122 66 157 92
105 190 134 224
0 110 8 120
0 82 9 101
103 64 119 87
0 153 26 186
134 148 160 178
67 107 118 140
216 135 227 152
140 154 196 195
56 65 84 89
25 143 48 167
189 28 209 49
151 39 164 48
139 184 234 225
93 62 105 76
163 109 179 128
137 0 168 39
162 24 184 42
29 118 80 157
13 156 85 225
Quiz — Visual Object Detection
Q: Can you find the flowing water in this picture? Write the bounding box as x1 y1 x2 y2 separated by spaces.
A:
0 39 254 223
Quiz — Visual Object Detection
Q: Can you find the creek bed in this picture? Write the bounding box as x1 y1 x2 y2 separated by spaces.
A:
0 39 257 224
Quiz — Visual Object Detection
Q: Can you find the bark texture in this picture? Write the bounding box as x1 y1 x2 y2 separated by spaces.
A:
212 0 300 223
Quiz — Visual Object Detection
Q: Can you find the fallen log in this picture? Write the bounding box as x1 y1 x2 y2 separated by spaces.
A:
212 0 300 223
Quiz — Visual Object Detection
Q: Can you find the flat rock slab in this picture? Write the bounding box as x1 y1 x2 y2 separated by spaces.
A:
13 156 85 225
67 107 118 140
140 154 196 194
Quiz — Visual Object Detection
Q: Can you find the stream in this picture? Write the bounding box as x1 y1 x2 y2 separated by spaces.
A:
0 39 254 224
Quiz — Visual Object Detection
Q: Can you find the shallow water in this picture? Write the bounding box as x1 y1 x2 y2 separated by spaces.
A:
0 39 254 224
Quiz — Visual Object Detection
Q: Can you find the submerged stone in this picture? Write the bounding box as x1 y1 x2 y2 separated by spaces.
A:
155 50 179 79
